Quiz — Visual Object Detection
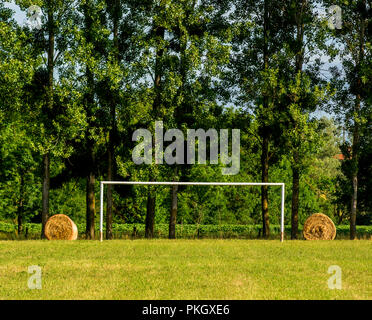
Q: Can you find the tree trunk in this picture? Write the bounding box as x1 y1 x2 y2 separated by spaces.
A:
350 102 360 240
350 2 365 240
291 1 305 241
17 214 23 235
145 189 156 238
169 168 178 239
84 74 96 241
86 170 96 239
260 0 270 238
145 25 165 238
106 149 114 239
261 132 270 237
106 100 116 240
106 0 120 240
17 173 25 235
83 2 96 240
350 174 358 239
41 2 54 239
41 153 50 239
145 134 157 239
291 165 300 239
169 186 178 239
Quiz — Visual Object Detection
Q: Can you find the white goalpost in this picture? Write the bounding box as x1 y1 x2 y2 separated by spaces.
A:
99 181 286 242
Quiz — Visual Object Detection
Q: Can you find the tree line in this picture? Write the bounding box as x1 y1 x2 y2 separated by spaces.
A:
0 0 371 240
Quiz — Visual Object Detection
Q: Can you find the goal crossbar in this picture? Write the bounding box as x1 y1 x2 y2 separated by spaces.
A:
99 181 285 242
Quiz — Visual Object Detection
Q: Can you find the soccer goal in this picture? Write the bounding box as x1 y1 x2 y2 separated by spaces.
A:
99 181 286 242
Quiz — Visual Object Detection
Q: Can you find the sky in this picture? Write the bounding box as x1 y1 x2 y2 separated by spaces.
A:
3 1 26 25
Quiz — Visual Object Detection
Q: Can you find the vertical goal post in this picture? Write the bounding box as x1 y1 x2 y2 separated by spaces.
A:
99 181 286 242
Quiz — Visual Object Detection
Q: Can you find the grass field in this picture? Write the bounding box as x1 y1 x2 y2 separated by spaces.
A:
0 240 371 300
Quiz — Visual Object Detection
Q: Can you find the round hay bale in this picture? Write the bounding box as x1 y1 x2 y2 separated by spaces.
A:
44 214 78 240
303 213 336 240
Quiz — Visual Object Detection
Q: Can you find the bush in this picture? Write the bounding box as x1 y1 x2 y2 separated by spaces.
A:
0 221 371 240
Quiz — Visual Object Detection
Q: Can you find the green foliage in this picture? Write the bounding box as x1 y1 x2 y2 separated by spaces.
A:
1 221 371 240
0 1 371 238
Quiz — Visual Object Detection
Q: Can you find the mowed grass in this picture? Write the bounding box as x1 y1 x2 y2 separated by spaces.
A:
0 240 370 300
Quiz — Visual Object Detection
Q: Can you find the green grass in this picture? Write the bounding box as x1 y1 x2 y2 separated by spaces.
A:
0 240 371 300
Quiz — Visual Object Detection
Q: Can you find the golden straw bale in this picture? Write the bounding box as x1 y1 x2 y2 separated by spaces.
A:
44 214 78 240
303 213 336 240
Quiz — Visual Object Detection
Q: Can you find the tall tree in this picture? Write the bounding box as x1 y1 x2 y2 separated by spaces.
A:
80 0 104 239
104 0 121 240
130 0 169 238
16 0 84 238
325 0 371 239
99 0 138 239
166 0 232 238
228 0 292 237
55 0 108 239
283 0 332 238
